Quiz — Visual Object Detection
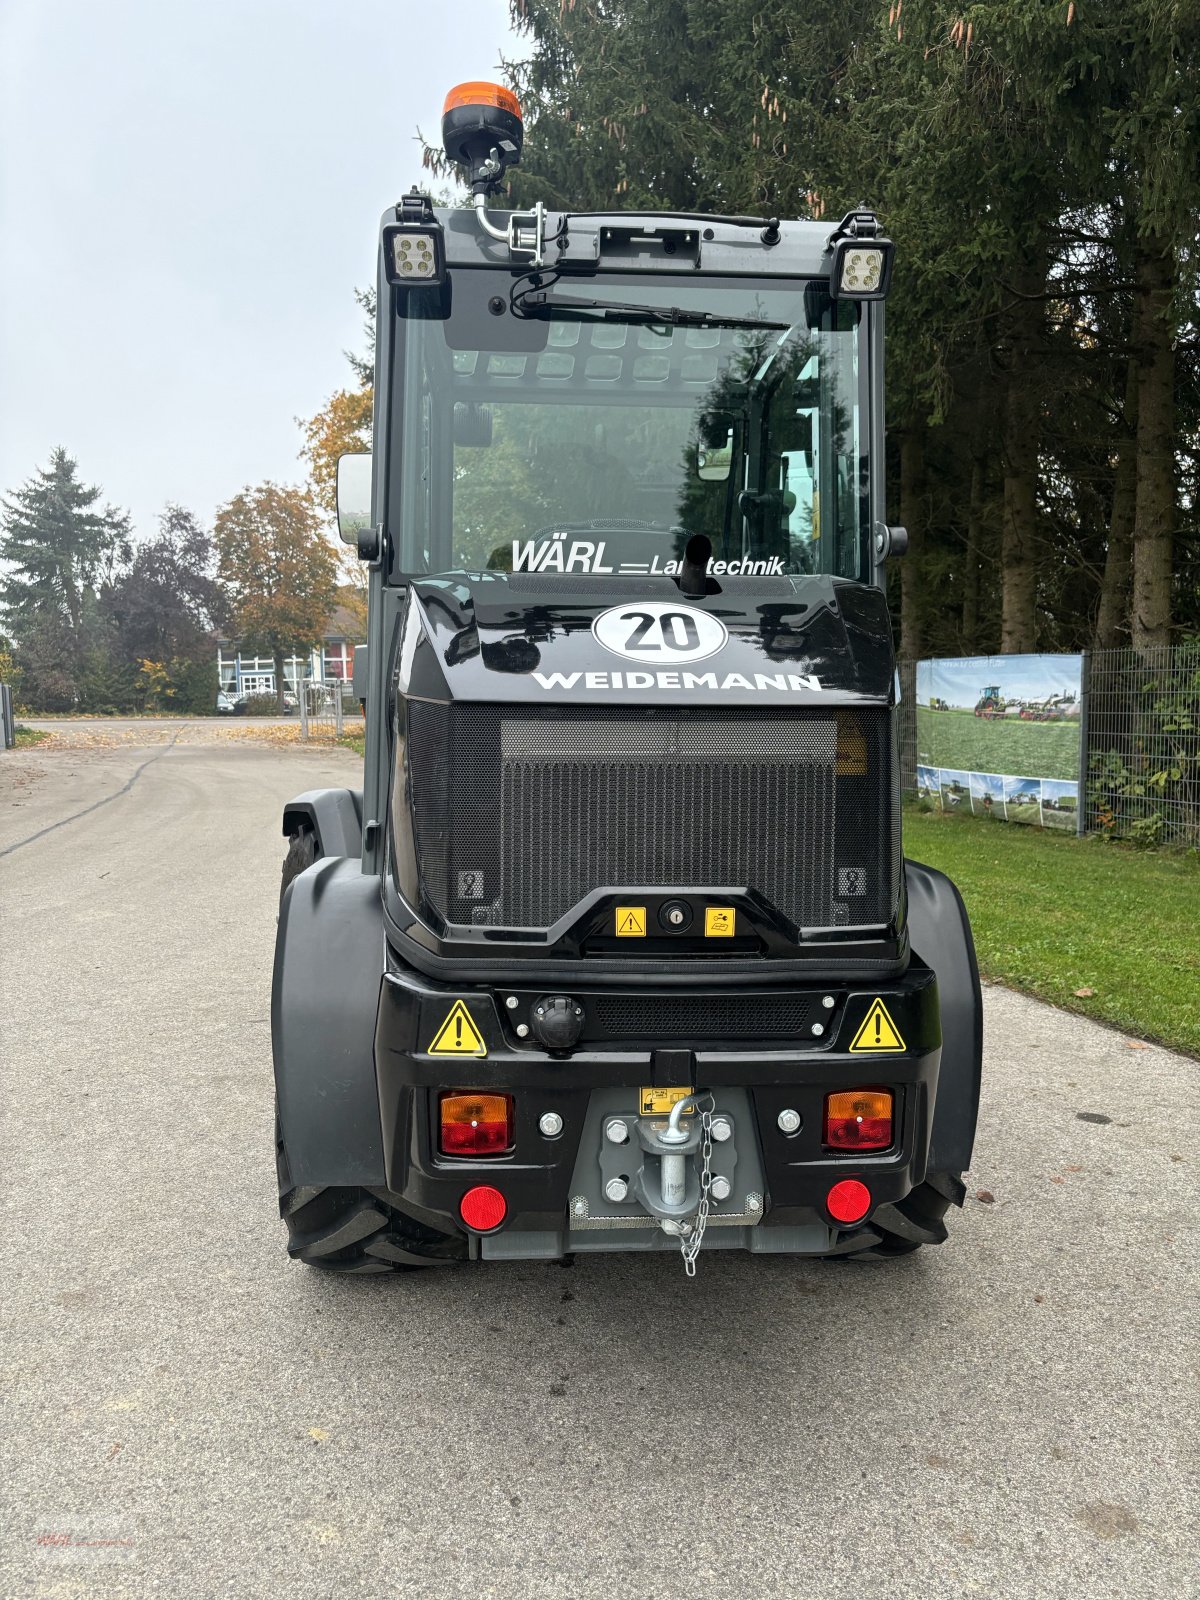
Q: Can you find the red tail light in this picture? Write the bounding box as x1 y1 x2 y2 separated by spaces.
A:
823 1089 893 1152
439 1092 512 1156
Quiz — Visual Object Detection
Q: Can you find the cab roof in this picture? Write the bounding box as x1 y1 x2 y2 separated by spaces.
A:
382 203 837 280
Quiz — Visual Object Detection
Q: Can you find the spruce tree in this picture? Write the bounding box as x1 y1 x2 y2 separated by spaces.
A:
0 449 131 683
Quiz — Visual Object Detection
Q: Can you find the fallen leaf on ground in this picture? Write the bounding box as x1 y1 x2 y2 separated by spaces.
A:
975 1189 995 1204
1034 1294 1045 1304
1126 1040 1150 1050
308 1427 329 1443
1073 987 1095 998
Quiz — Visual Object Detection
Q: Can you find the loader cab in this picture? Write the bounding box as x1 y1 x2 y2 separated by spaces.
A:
376 266 875 586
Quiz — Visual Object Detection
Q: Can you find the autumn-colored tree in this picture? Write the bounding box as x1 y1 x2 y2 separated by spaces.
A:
300 288 376 518
214 484 339 712
300 385 374 519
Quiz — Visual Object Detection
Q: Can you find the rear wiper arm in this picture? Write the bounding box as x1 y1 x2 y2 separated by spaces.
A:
513 289 790 332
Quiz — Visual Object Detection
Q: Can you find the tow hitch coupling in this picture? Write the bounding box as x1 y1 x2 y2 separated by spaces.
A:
572 1088 765 1275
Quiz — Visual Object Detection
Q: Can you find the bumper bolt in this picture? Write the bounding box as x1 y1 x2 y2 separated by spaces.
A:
709 1175 732 1201
710 1116 733 1143
516 1023 530 1038
604 1177 628 1203
605 1118 629 1144
538 1112 563 1138
776 1107 802 1135
571 1197 587 1218
505 995 519 1010
822 994 835 1009
811 1023 824 1037
746 1194 762 1213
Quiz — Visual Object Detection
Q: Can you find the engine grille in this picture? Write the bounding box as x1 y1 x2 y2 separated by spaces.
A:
404 703 899 934
590 992 818 1040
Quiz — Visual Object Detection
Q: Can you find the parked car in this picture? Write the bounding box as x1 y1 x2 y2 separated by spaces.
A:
218 687 299 716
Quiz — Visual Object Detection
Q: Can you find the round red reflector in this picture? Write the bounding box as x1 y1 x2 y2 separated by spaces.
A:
826 1178 871 1225
460 1185 507 1232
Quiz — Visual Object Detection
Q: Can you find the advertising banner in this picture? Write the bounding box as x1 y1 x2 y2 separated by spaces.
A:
915 654 1083 828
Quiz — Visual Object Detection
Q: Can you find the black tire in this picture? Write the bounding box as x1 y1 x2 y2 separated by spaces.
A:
827 1172 965 1261
275 1113 466 1273
279 824 319 908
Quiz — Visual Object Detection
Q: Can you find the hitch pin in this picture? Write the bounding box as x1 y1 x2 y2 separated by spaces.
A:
656 1094 700 1208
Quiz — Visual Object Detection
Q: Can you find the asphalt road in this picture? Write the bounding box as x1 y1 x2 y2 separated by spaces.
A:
1 732 1196 1599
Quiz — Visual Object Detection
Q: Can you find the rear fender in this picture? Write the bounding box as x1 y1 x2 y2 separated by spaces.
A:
272 857 386 1185
904 860 983 1175
281 788 363 859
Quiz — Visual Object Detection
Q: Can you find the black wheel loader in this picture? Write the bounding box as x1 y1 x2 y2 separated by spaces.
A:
272 81 982 1275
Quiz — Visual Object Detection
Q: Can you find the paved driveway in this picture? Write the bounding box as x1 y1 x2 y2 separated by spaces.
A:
1 735 1195 1598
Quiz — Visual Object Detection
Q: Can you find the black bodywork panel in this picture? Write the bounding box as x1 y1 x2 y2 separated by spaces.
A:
372 957 943 1238
272 855 982 1200
402 571 895 709
385 570 906 977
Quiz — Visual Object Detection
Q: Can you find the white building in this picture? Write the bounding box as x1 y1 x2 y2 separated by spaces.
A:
216 593 363 697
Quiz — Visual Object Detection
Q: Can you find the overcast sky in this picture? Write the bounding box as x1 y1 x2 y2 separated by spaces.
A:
0 0 522 537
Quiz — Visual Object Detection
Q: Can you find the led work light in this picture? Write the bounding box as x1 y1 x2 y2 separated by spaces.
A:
382 188 446 288
827 209 894 301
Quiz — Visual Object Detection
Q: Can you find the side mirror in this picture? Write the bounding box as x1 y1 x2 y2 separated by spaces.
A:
697 428 733 482
352 644 368 710
336 453 373 547
696 412 736 482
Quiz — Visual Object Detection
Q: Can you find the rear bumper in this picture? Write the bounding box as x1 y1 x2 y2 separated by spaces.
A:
373 955 943 1254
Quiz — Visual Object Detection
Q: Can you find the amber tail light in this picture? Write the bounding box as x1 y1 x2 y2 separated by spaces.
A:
439 1092 512 1156
823 1089 893 1152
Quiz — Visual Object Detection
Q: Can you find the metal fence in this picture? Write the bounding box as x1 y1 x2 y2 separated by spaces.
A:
299 679 344 740
1083 645 1200 847
897 659 918 797
899 645 1200 848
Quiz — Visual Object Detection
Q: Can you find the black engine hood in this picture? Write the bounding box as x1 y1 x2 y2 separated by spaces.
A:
400 572 896 707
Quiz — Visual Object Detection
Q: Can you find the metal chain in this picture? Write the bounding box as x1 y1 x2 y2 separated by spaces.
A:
679 1095 716 1277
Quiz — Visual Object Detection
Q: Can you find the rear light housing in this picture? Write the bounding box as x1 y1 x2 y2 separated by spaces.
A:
823 1088 893 1152
439 1092 513 1156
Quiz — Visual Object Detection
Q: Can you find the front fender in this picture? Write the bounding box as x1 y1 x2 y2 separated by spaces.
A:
272 857 386 1185
904 859 983 1175
281 788 363 859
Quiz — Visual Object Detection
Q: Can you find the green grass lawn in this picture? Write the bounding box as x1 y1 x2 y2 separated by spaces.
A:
11 725 50 748
905 804 1200 1055
916 706 1080 780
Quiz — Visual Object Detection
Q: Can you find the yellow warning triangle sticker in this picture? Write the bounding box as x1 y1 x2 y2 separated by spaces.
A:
428 1000 487 1056
849 998 905 1053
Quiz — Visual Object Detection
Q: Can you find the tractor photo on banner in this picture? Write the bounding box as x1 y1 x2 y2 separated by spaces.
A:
915 655 1083 828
